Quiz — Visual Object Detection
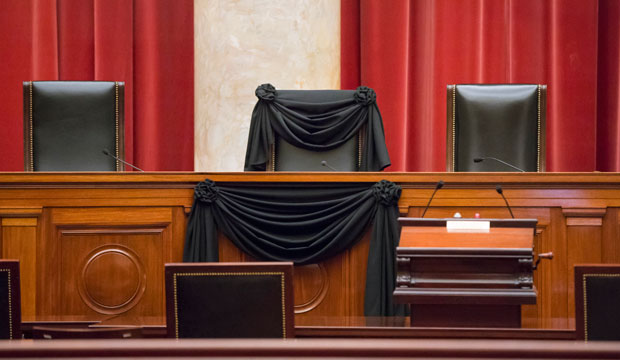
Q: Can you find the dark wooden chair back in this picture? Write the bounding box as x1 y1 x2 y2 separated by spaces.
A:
446 84 546 172
0 260 21 339
23 81 125 171
575 264 620 341
165 262 294 338
31 326 142 339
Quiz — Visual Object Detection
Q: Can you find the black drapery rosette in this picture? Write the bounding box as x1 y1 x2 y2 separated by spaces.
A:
354 86 377 106
183 179 407 317
255 83 277 101
244 84 390 171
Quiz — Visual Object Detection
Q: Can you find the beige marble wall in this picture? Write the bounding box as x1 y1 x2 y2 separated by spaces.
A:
194 0 341 171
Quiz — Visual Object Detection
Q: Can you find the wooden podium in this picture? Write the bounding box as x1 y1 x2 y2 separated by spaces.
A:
393 218 537 328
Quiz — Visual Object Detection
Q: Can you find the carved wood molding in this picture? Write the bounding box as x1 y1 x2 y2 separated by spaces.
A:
0 207 42 216
562 208 606 226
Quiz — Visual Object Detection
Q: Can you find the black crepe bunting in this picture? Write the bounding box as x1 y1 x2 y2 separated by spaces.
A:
183 179 407 316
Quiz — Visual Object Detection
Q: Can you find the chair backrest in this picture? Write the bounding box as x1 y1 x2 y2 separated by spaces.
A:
574 265 620 341
271 131 362 171
31 326 142 339
446 84 546 172
23 81 125 171
0 260 21 339
267 90 363 172
165 262 294 338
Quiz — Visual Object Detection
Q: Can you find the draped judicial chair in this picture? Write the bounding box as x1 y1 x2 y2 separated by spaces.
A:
0 260 21 339
31 326 142 339
244 84 390 171
165 262 294 338
446 84 546 172
574 265 620 341
23 81 125 171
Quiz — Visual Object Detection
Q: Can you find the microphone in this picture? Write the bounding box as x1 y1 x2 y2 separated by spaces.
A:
495 185 515 219
102 149 144 172
321 160 338 171
473 157 526 172
421 180 444 218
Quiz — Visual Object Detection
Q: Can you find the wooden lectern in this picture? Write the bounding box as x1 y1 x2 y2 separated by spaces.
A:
393 218 537 328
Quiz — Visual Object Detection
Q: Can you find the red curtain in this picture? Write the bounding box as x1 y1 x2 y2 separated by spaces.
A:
0 0 194 171
342 0 620 172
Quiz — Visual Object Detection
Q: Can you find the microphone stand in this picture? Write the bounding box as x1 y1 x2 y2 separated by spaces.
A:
473 157 526 172
102 149 144 172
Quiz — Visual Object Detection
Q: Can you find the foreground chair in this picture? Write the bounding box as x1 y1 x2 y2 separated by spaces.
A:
446 84 546 172
0 260 21 339
575 264 620 341
23 81 125 171
165 262 294 338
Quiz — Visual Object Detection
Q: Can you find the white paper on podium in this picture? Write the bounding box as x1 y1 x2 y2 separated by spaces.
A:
446 220 490 233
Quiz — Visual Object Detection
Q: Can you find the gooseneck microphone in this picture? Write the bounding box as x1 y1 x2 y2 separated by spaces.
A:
495 185 515 219
321 160 338 171
473 157 526 172
421 180 444 218
102 149 144 172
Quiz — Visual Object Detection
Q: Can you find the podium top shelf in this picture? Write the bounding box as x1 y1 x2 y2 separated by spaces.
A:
398 218 537 249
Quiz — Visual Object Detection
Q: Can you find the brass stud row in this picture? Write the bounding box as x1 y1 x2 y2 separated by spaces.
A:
115 82 120 171
0 270 13 339
537 85 541 172
452 85 456 171
29 82 33 171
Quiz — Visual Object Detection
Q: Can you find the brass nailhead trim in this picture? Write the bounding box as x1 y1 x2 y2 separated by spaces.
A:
582 273 620 342
173 275 179 338
0 269 13 339
115 82 120 171
29 82 33 171
173 271 287 338
271 144 275 171
358 130 363 170
452 85 456 171
537 85 541 172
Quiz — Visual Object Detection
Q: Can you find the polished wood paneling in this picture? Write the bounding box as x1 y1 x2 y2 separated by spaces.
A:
0 217 38 317
1 172 620 329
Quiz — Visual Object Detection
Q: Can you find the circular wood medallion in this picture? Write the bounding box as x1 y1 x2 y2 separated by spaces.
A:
77 245 146 315
293 263 329 314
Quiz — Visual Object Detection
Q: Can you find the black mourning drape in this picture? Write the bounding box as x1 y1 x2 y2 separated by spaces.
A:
244 84 391 171
183 179 406 316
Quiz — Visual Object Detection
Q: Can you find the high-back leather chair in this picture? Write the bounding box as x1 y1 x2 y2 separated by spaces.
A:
575 264 620 341
269 90 363 171
244 84 390 172
23 81 125 171
165 262 294 338
446 84 546 172
0 260 21 339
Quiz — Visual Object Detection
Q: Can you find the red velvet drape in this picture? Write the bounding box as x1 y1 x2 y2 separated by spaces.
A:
0 0 194 171
342 0 620 172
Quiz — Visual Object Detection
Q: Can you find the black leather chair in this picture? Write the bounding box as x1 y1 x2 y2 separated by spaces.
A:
575 265 620 341
245 85 390 172
23 81 125 171
0 260 21 339
268 90 363 172
165 262 294 338
272 130 362 172
446 84 546 172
